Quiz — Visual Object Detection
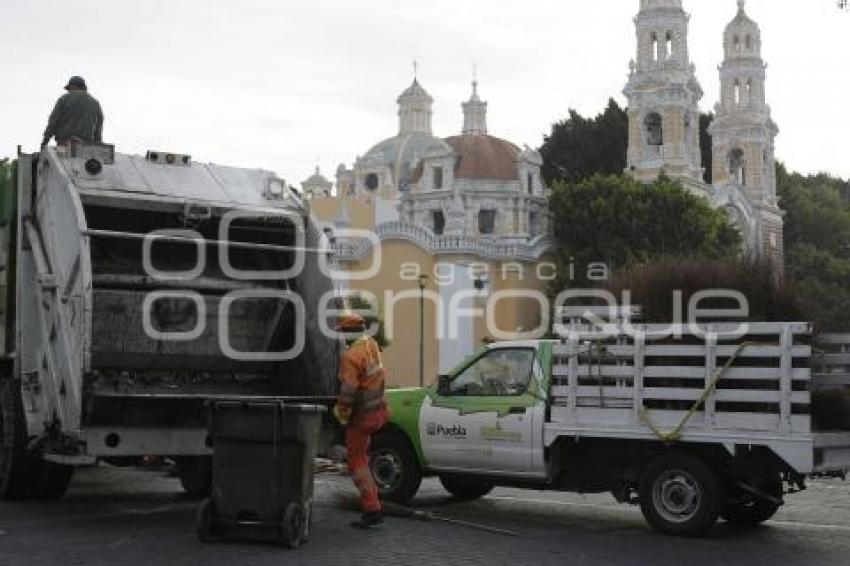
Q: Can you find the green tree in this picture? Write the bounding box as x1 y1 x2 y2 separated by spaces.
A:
540 100 715 185
539 99 628 185
777 163 850 329
549 174 741 288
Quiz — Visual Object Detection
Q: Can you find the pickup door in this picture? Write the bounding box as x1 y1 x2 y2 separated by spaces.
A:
419 344 548 478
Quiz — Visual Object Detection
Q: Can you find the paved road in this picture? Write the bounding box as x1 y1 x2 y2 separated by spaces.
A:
1 465 850 565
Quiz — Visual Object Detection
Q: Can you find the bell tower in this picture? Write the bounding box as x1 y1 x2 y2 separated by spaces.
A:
624 0 704 187
709 0 783 263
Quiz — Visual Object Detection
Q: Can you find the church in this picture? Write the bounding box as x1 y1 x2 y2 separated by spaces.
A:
625 0 783 262
305 0 782 386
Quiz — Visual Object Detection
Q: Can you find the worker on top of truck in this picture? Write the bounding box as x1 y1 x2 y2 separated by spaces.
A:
332 311 389 530
41 76 104 148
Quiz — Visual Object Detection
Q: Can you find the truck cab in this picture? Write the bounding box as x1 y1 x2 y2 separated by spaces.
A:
372 341 551 503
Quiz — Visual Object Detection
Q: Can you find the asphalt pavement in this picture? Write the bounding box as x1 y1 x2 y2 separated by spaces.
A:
1 465 850 565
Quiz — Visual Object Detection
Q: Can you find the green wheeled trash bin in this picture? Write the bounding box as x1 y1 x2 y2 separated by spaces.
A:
196 400 326 548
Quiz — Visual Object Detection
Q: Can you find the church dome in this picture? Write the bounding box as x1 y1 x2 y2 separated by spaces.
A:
397 79 433 104
444 134 521 181
639 0 682 11
362 131 453 188
303 166 331 187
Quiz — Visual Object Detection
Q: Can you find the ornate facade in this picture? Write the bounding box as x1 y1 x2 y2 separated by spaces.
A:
624 0 783 263
309 77 552 382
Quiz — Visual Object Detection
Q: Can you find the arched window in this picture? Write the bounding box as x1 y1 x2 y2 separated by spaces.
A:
728 148 746 186
651 32 659 62
734 79 741 106
644 113 663 146
745 35 752 50
365 173 379 191
665 31 673 59
734 35 741 52
745 79 753 104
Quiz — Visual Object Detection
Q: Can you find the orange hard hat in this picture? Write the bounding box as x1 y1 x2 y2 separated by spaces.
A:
336 311 367 331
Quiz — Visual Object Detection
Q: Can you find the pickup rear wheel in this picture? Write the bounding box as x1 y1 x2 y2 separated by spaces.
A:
369 430 421 505
439 475 494 501
0 380 32 500
638 453 722 537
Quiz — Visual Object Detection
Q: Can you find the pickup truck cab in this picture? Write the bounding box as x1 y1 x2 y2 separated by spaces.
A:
368 325 850 537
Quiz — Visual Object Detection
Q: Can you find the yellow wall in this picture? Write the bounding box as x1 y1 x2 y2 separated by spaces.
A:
307 196 374 231
344 243 551 388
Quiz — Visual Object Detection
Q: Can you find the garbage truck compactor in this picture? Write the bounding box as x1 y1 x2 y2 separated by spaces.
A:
0 144 339 499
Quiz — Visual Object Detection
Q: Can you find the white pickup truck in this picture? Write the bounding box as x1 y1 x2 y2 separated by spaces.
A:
369 322 850 536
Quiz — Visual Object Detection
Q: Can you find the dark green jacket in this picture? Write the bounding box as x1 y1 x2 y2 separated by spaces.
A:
42 90 104 145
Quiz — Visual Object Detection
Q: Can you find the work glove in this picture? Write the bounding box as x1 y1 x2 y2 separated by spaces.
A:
332 404 350 426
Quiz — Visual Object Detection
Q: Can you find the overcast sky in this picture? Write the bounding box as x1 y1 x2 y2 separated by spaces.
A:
1 0 848 185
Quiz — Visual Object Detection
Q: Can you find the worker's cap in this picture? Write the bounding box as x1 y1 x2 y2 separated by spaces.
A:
65 76 87 91
335 312 367 331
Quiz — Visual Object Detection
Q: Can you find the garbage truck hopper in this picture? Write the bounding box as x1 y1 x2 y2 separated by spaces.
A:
0 143 339 498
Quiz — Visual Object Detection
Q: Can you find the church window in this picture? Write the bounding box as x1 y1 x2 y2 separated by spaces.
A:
734 80 741 106
745 79 753 104
433 166 443 189
433 210 445 235
665 31 673 59
527 171 534 194
745 35 752 50
651 32 659 62
478 209 496 235
729 148 746 186
644 113 663 146
365 173 379 191
529 210 541 236
734 35 741 52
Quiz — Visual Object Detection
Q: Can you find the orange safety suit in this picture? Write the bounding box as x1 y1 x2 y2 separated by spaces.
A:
336 336 389 514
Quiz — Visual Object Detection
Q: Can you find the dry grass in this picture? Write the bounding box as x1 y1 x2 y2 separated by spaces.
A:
604 256 807 323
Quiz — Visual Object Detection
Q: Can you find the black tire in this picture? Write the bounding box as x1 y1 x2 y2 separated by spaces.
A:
177 456 212 498
721 476 782 527
369 430 422 505
0 380 31 500
638 453 722 537
439 475 494 501
196 498 216 543
29 458 74 500
282 502 304 549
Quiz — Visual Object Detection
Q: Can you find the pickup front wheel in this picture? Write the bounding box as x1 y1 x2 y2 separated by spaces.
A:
638 453 722 537
439 475 494 501
369 430 421 505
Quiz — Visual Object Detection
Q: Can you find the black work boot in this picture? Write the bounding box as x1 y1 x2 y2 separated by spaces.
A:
351 511 384 530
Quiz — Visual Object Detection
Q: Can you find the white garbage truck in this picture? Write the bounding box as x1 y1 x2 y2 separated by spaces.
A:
0 143 338 500
372 322 850 536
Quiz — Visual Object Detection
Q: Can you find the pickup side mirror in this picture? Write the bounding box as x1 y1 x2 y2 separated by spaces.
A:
437 374 451 397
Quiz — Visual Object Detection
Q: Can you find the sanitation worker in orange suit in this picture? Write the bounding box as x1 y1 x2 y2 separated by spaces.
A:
332 312 389 529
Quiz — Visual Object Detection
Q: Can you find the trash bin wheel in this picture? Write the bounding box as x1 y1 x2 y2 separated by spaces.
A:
196 498 217 543
301 500 312 542
177 456 212 498
282 502 304 549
